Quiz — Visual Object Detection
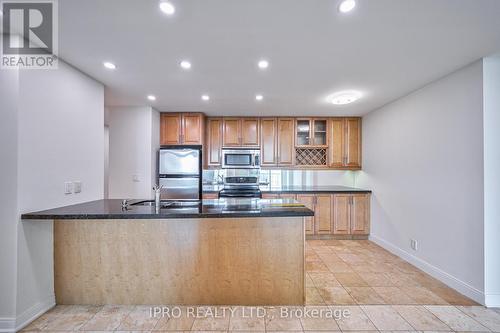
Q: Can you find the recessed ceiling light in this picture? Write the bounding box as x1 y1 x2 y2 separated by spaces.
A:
103 61 116 70
258 59 269 69
159 1 175 15
338 0 356 13
180 60 191 69
201 95 210 101
147 95 156 101
327 90 362 105
255 94 264 101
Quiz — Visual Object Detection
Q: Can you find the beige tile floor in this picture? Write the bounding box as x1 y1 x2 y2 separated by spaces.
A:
22 240 500 333
304 240 477 306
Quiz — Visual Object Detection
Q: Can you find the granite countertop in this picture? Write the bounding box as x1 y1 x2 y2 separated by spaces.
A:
260 185 371 193
203 184 371 194
21 198 314 220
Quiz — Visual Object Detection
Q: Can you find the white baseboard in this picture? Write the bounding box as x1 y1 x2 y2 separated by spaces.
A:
369 234 485 305
14 294 55 332
485 293 500 308
0 317 16 333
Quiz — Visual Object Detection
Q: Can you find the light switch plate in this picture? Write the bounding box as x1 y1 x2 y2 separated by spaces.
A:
132 174 140 182
74 181 82 193
64 182 73 194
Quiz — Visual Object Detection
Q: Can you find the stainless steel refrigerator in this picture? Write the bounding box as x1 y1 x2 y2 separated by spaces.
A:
158 145 202 200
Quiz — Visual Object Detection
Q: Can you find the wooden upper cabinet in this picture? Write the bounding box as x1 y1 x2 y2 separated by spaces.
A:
241 118 260 147
277 118 295 166
345 118 361 168
328 117 361 169
160 113 203 145
296 118 328 147
329 118 345 168
333 194 351 235
350 194 370 235
315 195 332 234
206 118 222 166
297 194 315 235
161 114 182 145
222 118 241 147
260 118 277 166
222 118 259 147
183 113 203 144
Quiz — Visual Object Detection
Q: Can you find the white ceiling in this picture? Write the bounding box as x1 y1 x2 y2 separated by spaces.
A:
58 0 500 116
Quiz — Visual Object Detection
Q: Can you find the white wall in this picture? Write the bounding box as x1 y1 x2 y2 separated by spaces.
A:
483 56 500 307
0 60 104 332
108 107 159 199
356 61 485 303
15 61 104 325
0 67 19 330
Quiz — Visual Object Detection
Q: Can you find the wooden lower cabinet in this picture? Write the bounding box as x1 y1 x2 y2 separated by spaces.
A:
333 194 351 235
260 192 370 237
296 192 370 237
296 194 315 236
350 194 370 234
333 193 370 235
315 195 332 234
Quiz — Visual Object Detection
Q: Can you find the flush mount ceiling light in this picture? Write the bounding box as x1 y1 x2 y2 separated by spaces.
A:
327 90 362 105
255 94 264 101
147 95 156 101
258 59 269 69
103 61 116 70
159 1 175 15
201 95 210 101
180 60 191 69
338 0 356 13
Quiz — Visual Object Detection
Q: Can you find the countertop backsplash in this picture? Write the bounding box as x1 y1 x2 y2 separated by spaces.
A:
203 169 357 187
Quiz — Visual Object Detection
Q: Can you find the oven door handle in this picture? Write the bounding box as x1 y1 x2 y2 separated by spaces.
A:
219 193 260 198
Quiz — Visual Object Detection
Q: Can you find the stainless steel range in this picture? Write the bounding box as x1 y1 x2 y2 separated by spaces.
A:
218 176 262 198
218 169 262 198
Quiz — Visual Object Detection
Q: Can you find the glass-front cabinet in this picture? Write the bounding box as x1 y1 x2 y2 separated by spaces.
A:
295 118 328 147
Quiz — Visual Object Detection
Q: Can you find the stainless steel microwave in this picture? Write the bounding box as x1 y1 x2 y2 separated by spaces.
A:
221 149 261 169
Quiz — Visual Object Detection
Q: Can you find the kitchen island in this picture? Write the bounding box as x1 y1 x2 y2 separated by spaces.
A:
22 198 314 306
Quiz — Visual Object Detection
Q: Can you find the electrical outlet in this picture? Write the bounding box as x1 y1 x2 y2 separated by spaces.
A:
410 239 418 251
132 174 140 182
74 181 82 193
64 182 73 194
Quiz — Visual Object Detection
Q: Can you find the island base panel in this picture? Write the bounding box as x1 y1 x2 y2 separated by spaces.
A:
54 217 305 305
